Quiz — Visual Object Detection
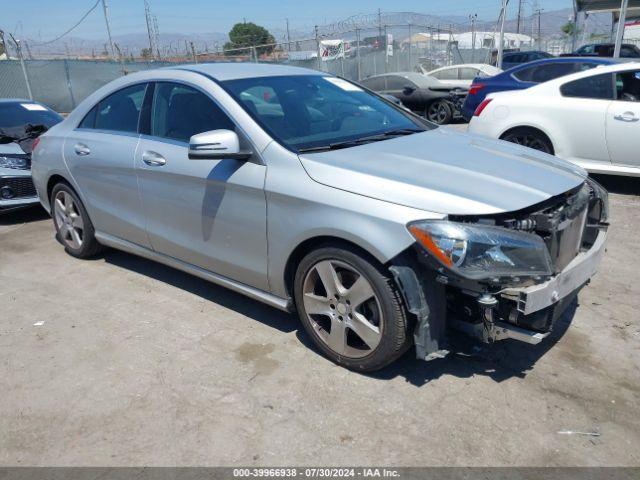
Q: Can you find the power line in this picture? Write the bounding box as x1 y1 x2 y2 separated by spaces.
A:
31 0 101 46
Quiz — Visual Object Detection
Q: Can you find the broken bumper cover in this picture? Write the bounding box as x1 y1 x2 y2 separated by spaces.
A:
501 227 608 316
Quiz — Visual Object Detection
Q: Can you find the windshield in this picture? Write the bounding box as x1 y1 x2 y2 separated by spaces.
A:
0 102 62 130
221 75 433 152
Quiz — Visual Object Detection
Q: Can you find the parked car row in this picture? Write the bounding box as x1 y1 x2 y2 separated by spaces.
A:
468 62 640 177
9 63 607 373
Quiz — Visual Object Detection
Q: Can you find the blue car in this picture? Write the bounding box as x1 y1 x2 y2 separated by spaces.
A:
462 57 620 120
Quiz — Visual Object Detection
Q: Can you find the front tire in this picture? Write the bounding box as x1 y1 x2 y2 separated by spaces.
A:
426 99 453 125
51 183 103 258
294 246 412 372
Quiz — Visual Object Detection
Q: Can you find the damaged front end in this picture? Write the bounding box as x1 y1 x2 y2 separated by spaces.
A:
391 178 609 361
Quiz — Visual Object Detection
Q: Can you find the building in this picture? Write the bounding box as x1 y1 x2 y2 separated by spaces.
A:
403 31 534 50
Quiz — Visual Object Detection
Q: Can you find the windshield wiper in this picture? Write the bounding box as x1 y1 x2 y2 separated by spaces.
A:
297 128 424 153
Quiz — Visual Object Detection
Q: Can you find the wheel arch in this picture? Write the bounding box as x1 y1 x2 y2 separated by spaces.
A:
282 235 391 300
499 124 556 155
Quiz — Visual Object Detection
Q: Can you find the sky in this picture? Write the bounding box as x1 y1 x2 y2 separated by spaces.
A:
1 0 575 41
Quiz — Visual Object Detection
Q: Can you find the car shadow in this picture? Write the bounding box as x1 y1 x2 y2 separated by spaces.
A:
102 248 299 335
590 174 640 196
102 247 577 384
0 205 49 225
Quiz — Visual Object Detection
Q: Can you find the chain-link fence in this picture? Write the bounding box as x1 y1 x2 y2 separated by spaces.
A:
1 21 633 113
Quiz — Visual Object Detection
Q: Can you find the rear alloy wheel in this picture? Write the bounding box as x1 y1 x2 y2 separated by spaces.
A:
294 246 411 372
502 128 554 155
51 183 103 258
426 100 453 125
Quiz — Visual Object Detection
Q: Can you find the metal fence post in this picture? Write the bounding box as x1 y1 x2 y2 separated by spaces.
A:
63 59 77 109
408 23 412 71
356 27 361 81
315 25 322 71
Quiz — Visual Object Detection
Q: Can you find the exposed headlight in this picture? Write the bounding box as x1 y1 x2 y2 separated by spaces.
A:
408 220 553 280
0 156 28 169
586 177 609 223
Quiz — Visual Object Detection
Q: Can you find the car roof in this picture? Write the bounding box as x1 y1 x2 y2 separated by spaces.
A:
364 71 438 86
166 62 322 81
501 56 619 73
526 61 640 92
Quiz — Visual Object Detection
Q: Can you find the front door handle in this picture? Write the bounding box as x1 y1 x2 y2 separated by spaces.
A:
74 143 90 156
614 111 639 123
141 151 166 166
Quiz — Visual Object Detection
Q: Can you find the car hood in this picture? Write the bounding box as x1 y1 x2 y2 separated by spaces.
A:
298 128 586 215
0 142 27 155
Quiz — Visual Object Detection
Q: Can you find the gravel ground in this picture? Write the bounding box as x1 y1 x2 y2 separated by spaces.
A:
0 174 639 467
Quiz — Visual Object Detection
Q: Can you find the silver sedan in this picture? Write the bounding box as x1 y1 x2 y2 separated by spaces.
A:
31 63 608 371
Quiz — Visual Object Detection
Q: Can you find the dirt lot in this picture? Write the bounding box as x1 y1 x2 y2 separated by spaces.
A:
1 175 639 467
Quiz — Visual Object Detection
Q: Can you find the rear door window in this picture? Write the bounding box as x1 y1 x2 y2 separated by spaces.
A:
432 68 458 80
561 73 615 100
459 68 479 80
94 83 147 133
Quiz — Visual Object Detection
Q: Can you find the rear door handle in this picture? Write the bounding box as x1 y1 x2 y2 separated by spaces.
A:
614 112 639 122
74 143 90 156
141 151 166 166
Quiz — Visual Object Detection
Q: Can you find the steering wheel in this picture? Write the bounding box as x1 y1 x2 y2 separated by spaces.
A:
621 92 638 102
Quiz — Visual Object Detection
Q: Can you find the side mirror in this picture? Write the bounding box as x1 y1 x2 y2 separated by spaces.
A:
402 85 416 95
188 129 253 160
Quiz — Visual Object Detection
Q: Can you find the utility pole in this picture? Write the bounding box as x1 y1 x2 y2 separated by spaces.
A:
190 41 197 63
286 18 291 51
378 9 383 39
469 14 477 62
613 0 629 58
144 1 155 60
516 0 523 34
8 33 33 100
497 0 509 69
101 0 116 60
153 14 161 60
534 8 544 50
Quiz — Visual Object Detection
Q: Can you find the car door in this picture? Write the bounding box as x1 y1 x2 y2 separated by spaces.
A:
606 69 640 167
386 76 422 111
558 72 615 164
62 82 150 247
135 81 269 290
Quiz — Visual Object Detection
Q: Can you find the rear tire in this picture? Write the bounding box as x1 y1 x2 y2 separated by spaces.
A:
501 127 554 155
51 183 103 259
294 245 412 372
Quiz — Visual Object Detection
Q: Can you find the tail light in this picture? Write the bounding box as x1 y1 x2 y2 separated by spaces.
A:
473 99 493 117
468 83 485 96
31 137 41 151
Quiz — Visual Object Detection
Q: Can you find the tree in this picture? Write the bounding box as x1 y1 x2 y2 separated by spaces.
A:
140 47 152 60
561 21 580 38
224 22 275 56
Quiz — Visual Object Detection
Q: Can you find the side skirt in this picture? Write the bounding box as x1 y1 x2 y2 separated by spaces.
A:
95 231 293 313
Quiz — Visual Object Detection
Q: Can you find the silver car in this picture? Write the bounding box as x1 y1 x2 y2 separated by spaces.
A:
31 64 609 371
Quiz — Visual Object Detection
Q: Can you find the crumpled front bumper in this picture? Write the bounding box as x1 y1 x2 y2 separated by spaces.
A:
501 227 608 316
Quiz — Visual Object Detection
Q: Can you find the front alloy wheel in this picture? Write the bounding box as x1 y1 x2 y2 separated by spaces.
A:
294 246 412 371
302 259 383 358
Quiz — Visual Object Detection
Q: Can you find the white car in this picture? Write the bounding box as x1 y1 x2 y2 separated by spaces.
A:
425 64 503 88
469 62 640 177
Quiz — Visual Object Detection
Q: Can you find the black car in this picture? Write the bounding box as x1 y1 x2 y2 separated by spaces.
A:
360 72 467 125
0 99 62 213
569 43 640 58
499 50 554 70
